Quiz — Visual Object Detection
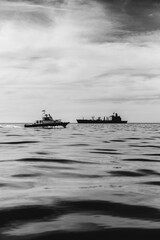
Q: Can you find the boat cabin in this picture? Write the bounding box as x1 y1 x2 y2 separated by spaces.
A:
42 114 53 121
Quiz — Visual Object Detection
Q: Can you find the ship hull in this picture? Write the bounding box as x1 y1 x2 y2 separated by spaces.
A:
24 122 69 128
77 120 127 124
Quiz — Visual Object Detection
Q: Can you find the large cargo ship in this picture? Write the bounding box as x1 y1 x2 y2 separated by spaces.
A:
77 112 127 124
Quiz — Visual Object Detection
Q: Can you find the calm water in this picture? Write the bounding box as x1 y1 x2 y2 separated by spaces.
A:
0 123 160 239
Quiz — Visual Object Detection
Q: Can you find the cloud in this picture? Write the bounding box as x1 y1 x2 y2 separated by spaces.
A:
80 95 160 104
0 0 160 121
91 0 160 41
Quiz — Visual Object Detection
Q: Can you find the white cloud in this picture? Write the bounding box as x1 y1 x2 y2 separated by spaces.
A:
0 0 160 122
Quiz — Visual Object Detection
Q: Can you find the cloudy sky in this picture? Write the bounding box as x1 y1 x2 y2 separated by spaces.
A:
1 0 160 122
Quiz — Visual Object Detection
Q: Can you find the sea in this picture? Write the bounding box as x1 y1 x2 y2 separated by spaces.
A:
0 123 160 240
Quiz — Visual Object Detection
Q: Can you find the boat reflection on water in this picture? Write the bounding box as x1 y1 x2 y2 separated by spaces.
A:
24 110 69 128
77 112 127 124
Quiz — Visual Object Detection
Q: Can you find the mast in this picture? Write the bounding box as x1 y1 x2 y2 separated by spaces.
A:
42 110 46 119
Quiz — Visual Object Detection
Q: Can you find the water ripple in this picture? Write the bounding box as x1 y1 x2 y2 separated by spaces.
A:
0 141 39 145
1 123 160 238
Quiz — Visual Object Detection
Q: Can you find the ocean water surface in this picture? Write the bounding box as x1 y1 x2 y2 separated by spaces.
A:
0 123 160 239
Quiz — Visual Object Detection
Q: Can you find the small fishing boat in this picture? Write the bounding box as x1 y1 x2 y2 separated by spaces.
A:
24 110 69 128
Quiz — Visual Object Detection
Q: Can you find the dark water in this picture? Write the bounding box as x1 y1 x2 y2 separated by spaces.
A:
1 123 160 239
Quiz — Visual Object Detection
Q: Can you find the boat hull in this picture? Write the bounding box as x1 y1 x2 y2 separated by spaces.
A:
76 120 127 124
24 122 69 128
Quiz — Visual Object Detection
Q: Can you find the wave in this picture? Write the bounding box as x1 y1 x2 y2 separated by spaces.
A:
130 144 160 148
110 169 160 177
1 123 160 239
123 158 160 162
142 181 160 186
0 124 22 128
125 137 141 140
0 141 39 145
111 140 126 142
12 173 42 178
109 170 145 177
95 149 117 152
3 229 160 240
16 158 96 165
36 152 49 155
65 144 90 146
56 172 102 179
10 229 160 239
138 169 160 176
90 148 119 154
1 196 160 238
0 199 160 228
90 151 120 155
143 154 160 156
6 134 23 137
